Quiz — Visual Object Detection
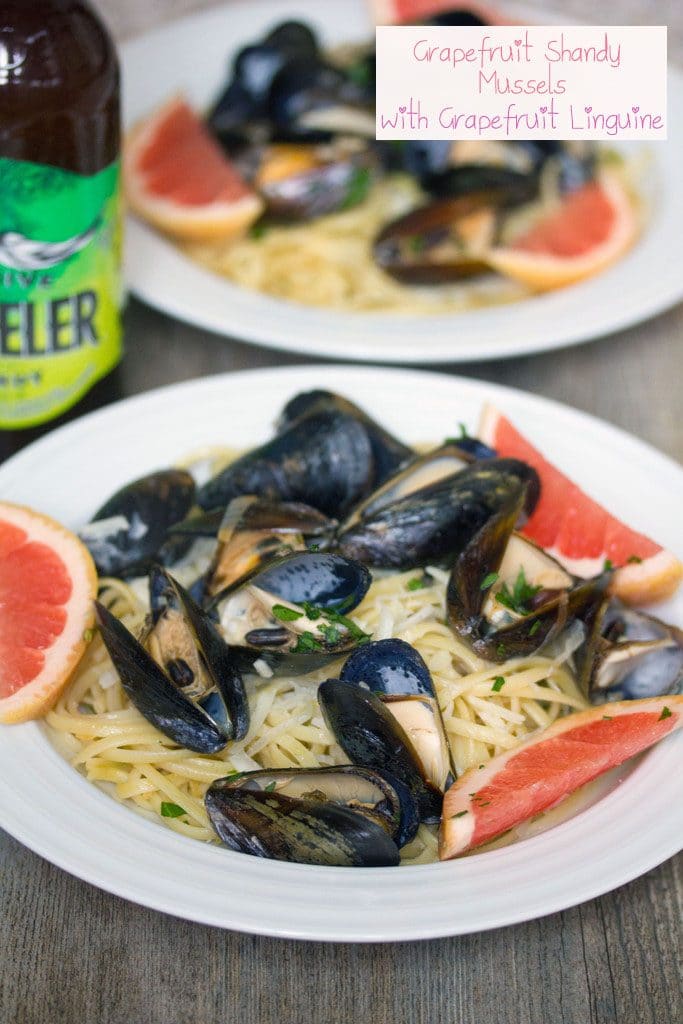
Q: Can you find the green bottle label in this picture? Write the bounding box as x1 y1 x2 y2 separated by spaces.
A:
0 158 122 429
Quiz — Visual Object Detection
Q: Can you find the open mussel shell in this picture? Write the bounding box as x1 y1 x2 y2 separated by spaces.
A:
196 409 374 518
94 569 249 753
80 469 196 577
340 639 454 793
205 496 335 596
337 458 539 570
318 679 443 823
252 138 377 221
584 602 683 703
268 57 374 140
340 442 472 532
447 500 607 661
213 551 372 676
424 164 539 204
205 787 399 867
277 389 413 486
341 638 433 697
208 764 417 848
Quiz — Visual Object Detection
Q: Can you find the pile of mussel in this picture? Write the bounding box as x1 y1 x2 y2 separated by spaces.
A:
84 389 682 866
199 8 599 285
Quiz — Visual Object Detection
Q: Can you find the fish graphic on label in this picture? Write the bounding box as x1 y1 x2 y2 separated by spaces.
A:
0 218 101 271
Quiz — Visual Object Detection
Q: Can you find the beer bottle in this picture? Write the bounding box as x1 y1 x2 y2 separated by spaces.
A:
0 0 122 461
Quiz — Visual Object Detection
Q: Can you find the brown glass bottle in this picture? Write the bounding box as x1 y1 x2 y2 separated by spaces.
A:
0 0 122 463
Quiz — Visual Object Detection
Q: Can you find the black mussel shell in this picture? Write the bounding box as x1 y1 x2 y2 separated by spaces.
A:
341 638 434 697
259 147 376 221
341 442 472 531
80 469 196 577
446 500 607 662
264 20 319 59
205 786 400 866
318 679 443 822
268 58 354 130
337 458 539 570
277 390 413 486
196 410 374 517
211 765 407 844
94 602 232 753
252 551 371 609
451 435 497 461
583 602 683 703
424 164 539 204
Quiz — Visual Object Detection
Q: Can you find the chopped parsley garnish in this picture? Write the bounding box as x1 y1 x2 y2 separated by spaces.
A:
318 623 342 646
407 576 427 591
528 620 541 637
409 234 427 254
346 58 371 89
82 628 94 644
264 781 277 793
492 676 506 692
627 554 643 564
659 706 672 721
478 764 485 770
308 543 320 552
225 771 244 781
602 715 613 720
451 810 469 819
272 604 304 622
160 802 186 819
248 222 268 240
292 631 324 653
341 166 372 210
495 567 542 615
302 601 372 645
480 571 499 591
496 643 507 658
603 558 614 572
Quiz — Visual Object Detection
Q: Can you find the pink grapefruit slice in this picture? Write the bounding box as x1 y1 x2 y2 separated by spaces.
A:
479 405 683 605
488 174 638 291
0 503 97 724
440 695 683 859
124 96 263 242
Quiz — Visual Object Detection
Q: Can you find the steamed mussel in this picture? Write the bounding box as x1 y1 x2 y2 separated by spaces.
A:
337 457 540 570
446 497 608 662
205 766 403 866
318 679 443 823
581 601 683 703
197 409 374 516
211 551 372 675
340 639 454 798
95 567 248 753
80 469 196 577
205 495 335 595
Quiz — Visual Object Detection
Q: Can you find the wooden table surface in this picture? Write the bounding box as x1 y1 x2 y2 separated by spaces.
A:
2 2 681 1023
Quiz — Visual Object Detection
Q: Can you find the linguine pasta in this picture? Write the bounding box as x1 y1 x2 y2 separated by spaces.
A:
46 560 585 864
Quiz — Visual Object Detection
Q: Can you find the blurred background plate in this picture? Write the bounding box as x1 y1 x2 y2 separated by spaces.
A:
0 365 681 940
121 0 683 363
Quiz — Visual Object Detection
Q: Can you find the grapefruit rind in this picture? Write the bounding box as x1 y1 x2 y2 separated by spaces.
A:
439 695 683 859
478 403 683 605
124 95 264 243
0 503 97 724
487 174 638 292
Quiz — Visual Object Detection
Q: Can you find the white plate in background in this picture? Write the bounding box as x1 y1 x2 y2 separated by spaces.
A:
121 0 683 363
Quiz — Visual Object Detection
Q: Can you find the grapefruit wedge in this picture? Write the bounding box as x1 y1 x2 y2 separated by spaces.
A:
488 174 638 291
124 96 263 242
479 405 683 605
0 503 97 724
440 695 683 859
